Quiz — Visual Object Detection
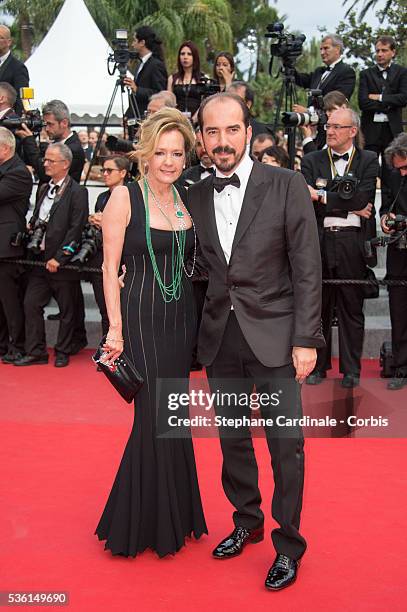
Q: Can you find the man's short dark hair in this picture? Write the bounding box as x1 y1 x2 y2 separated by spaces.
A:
385 133 407 167
375 35 396 51
252 132 275 145
228 81 255 107
198 92 251 131
0 82 17 107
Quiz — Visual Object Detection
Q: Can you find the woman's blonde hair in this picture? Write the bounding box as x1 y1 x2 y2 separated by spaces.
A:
129 107 195 177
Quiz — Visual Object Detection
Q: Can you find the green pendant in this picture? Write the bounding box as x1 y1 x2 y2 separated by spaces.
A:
176 210 184 217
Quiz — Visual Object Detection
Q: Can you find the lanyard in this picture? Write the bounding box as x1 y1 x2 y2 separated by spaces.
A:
327 147 356 179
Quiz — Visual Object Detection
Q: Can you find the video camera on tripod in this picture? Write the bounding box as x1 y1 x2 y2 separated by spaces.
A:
107 30 138 84
0 88 45 136
265 23 306 73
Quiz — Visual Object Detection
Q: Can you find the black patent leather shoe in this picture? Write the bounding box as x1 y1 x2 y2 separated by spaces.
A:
387 370 407 390
212 525 264 559
14 354 49 366
305 370 326 385
341 373 360 388
55 353 69 368
265 554 299 591
2 351 24 364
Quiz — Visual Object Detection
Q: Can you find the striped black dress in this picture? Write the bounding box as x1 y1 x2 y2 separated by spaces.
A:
95 182 207 557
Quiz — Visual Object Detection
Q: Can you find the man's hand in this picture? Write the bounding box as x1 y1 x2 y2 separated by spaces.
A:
123 77 137 93
300 125 313 139
351 202 373 219
293 104 307 113
292 347 317 383
381 212 395 234
15 122 34 139
308 185 320 201
46 258 60 273
368 94 381 101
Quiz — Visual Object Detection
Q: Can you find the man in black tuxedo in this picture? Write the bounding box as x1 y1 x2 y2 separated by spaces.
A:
17 99 87 352
179 127 214 187
0 127 32 362
0 26 29 114
14 143 88 368
301 108 379 388
380 134 407 390
123 26 167 124
189 93 324 590
294 34 356 101
17 99 85 184
358 36 407 188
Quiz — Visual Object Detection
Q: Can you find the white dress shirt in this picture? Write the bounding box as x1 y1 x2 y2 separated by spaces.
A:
214 152 254 264
39 178 65 221
0 107 11 119
323 145 360 228
374 62 392 122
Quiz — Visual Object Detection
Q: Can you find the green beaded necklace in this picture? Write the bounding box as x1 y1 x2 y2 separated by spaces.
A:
143 178 187 303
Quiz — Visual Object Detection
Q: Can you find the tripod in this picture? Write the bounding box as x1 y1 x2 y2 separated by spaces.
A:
84 77 141 185
272 64 298 170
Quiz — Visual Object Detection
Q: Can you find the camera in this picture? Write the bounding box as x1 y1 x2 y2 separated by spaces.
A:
331 173 359 200
70 224 103 265
282 89 327 128
106 134 135 154
265 23 306 69
108 29 138 83
195 77 221 99
26 219 47 254
367 215 407 253
0 88 45 136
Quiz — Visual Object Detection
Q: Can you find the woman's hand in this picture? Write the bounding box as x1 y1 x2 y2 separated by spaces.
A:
102 331 124 365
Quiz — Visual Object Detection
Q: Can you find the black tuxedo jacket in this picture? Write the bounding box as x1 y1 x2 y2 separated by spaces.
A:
22 131 85 185
187 161 325 367
128 55 168 118
31 177 88 279
358 63 407 143
0 54 29 113
0 154 32 258
301 147 379 266
295 60 356 100
380 170 407 217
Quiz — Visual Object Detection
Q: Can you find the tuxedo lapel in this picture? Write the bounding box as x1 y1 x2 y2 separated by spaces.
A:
231 162 268 256
200 175 227 265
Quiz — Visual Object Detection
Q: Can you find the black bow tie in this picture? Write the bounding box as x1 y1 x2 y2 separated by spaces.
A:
213 173 240 192
201 165 214 175
49 184 60 196
332 152 349 162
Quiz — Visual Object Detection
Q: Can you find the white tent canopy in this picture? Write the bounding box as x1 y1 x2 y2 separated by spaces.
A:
25 0 123 118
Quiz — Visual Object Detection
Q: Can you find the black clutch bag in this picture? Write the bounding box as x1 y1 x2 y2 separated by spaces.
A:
92 338 144 404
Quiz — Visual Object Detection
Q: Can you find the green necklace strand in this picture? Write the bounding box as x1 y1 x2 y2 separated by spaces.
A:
143 178 196 303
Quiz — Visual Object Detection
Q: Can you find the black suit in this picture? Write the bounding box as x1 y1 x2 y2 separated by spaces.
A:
380 171 407 374
188 160 324 560
0 53 29 113
127 55 168 120
22 132 86 185
301 147 379 375
295 60 356 100
0 154 32 354
23 177 88 357
359 63 407 145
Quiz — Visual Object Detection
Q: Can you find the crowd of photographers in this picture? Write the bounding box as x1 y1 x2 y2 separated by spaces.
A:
0 23 406 389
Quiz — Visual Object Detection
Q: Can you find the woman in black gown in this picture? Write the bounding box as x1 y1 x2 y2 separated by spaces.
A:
168 41 204 120
95 108 207 558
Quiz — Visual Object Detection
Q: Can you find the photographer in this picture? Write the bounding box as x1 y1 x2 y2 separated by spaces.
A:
78 156 130 337
380 133 407 390
14 143 88 368
0 127 32 363
123 26 168 123
294 34 356 101
301 108 379 388
300 90 349 153
16 99 85 184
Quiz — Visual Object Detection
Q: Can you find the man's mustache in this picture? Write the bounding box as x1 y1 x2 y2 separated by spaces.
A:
212 145 236 155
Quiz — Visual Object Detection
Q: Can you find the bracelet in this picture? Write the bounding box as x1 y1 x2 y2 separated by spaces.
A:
105 337 124 343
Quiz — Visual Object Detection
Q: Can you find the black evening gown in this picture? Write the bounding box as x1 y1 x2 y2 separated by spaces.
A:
95 182 207 557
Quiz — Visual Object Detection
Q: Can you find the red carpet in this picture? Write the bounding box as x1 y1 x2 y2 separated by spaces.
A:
1 354 407 611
